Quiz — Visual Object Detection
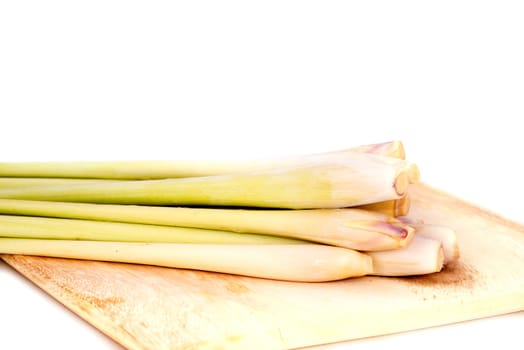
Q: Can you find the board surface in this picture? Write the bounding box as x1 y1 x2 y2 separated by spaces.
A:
2 183 524 350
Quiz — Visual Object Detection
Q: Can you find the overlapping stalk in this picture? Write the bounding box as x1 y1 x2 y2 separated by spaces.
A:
0 141 407 179
368 235 444 276
0 152 412 209
0 239 373 282
411 224 459 263
0 200 413 250
0 141 411 215
0 177 123 189
0 214 304 244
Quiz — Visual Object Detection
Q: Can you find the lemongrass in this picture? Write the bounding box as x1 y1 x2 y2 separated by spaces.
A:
341 140 406 159
0 177 121 189
407 163 420 184
0 141 408 180
0 214 303 244
367 235 444 276
0 239 373 282
397 216 424 225
0 153 411 209
350 140 412 215
0 199 413 250
413 224 459 263
0 141 415 214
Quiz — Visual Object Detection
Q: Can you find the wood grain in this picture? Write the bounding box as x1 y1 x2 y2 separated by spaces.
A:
2 183 524 350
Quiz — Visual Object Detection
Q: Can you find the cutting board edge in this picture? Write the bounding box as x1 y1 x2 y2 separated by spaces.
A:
1 254 139 350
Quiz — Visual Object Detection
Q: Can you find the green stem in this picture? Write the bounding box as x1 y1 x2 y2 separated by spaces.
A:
0 199 413 250
0 214 302 244
0 141 405 179
0 153 411 209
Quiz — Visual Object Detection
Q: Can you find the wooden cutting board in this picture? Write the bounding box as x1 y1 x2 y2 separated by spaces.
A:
2 183 524 350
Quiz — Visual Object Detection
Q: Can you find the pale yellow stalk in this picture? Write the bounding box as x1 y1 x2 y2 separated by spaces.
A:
0 214 302 244
0 177 119 189
397 216 425 225
340 140 406 159
0 141 408 180
0 153 411 209
367 235 444 276
0 199 414 250
413 224 459 263
0 239 373 282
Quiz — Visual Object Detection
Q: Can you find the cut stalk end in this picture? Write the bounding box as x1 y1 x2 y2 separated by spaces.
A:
368 235 444 276
393 172 410 197
347 141 406 160
413 224 459 264
407 163 421 184
358 195 411 217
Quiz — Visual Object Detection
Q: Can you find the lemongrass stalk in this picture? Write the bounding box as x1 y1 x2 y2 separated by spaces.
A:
412 224 459 264
340 140 406 159
358 195 411 217
0 141 414 214
367 235 444 276
397 216 425 225
0 214 303 244
0 199 414 250
0 239 373 282
0 141 407 180
350 140 412 214
0 177 120 189
407 163 420 184
0 153 411 209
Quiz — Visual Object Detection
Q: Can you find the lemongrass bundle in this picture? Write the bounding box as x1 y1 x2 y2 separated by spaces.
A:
0 234 445 279
0 140 449 281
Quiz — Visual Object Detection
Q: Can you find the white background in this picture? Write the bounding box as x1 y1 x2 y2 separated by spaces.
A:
0 1 523 349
